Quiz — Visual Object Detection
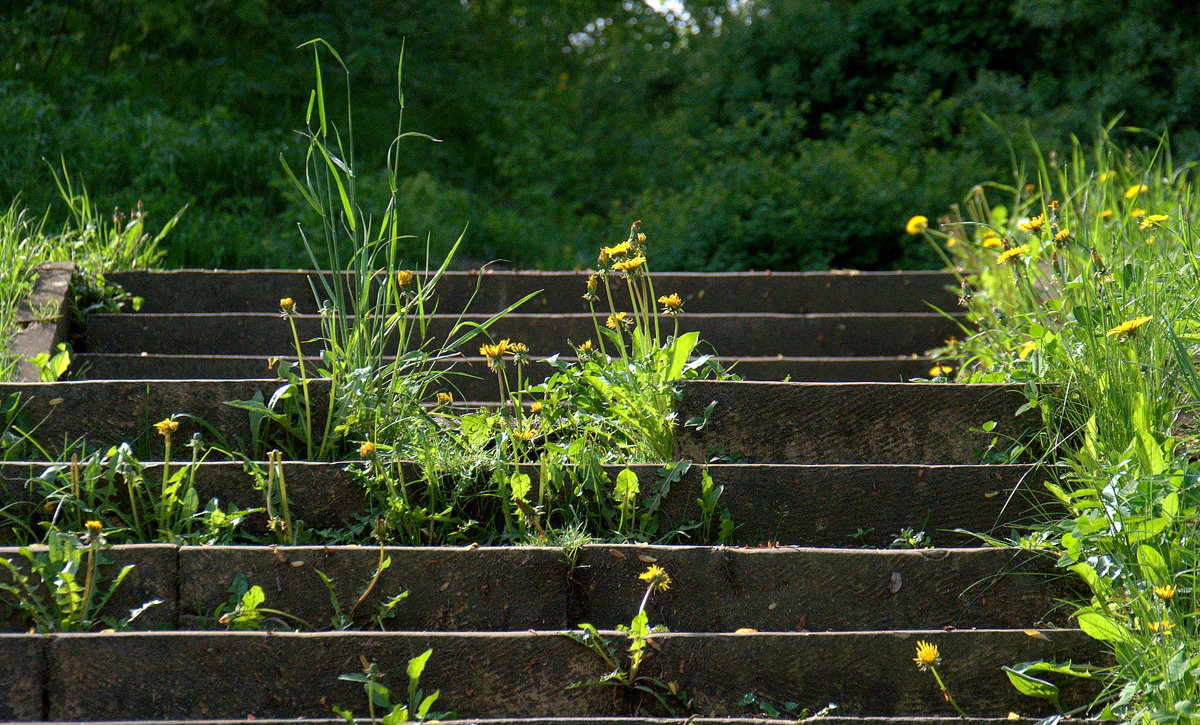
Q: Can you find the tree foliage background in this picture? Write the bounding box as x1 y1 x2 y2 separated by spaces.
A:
3 0 1198 270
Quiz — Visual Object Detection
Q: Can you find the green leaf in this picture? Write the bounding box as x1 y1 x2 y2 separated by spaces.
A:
615 467 639 503
1003 666 1060 702
1137 544 1168 586
407 648 433 703
1077 610 1136 644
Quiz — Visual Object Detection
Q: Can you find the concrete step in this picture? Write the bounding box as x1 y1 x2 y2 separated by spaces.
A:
0 544 1072 634
1 461 1050 548
675 381 1032 465
81 312 966 358
105 269 959 315
0 629 1104 720
72 353 941 384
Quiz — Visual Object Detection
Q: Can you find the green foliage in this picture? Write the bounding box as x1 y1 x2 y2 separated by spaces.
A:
336 650 447 724
928 127 1200 720
9 2 1200 271
0 527 159 631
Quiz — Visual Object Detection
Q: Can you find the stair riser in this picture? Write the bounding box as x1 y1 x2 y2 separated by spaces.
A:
676 381 1033 464
17 630 1104 719
0 543 1068 633
106 270 959 315
73 354 940 385
0 463 1050 548
83 313 965 358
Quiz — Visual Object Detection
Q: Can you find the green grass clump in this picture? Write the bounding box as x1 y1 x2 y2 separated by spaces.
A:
915 123 1200 722
0 167 179 381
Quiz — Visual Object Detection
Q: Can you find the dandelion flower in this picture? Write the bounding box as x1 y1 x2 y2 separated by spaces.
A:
1018 340 1038 360
436 392 453 405
1106 316 1153 339
1100 210 1114 220
1017 214 1046 234
395 270 415 288
612 255 646 273
1139 214 1169 229
1148 619 1175 634
1053 228 1070 244
586 274 599 293
606 312 629 330
913 640 941 671
510 342 530 364
658 293 683 314
1130 208 1146 219
1155 585 1176 600
85 519 103 536
359 441 376 457
928 364 954 377
511 425 537 442
981 234 1004 249
996 244 1030 265
530 401 543 413
279 297 295 315
1125 184 1148 199
905 215 929 234
154 418 179 437
577 339 594 353
601 241 632 259
639 564 672 592
1098 171 1117 182
480 339 512 370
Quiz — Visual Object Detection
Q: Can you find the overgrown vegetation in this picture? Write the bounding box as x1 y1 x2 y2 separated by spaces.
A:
7 1 1200 271
915 124 1200 722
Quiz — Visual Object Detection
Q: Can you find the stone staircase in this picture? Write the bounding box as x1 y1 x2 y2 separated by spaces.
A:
0 268 1102 723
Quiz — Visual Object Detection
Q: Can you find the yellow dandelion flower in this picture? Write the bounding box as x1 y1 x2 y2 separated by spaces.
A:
636 231 647 244
85 519 103 535
905 215 929 234
913 640 941 670
1130 208 1146 219
395 270 415 288
612 255 647 273
639 564 672 592
1053 228 1070 243
1100 210 1114 219
1148 619 1175 634
1019 340 1038 360
1147 236 1155 246
511 425 537 442
359 441 376 457
279 297 295 315
1099 171 1117 182
601 241 632 258
928 364 954 377
154 418 179 437
1155 585 1176 600
1017 214 1046 234
586 274 598 293
658 293 683 314
996 244 1030 265
1139 214 1169 229
981 235 1004 249
480 339 512 359
1125 184 1148 199
1106 316 1153 339
577 339 594 353
530 401 543 413
606 312 629 330
436 392 453 405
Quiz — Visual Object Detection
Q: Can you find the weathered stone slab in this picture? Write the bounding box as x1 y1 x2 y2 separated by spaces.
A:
9 261 75 382
73 353 940 385
675 382 1032 464
106 270 958 315
83 312 964 358
179 545 569 631
43 629 1104 719
573 545 1067 632
0 633 45 719
0 379 329 459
